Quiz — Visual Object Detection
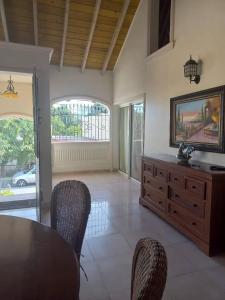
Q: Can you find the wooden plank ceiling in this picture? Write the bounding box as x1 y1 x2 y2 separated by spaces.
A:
0 0 140 71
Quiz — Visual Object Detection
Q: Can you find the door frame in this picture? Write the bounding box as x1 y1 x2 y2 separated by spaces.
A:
0 67 41 220
118 95 146 181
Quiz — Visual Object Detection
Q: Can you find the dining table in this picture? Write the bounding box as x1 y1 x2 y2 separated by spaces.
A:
0 215 79 300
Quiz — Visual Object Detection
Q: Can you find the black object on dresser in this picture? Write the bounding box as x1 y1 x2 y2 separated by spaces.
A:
140 154 225 256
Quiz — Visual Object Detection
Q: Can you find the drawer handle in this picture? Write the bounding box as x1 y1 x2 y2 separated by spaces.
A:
192 185 196 189
174 177 178 181
147 180 151 184
193 203 198 208
147 193 151 198
158 201 162 205
159 171 163 175
175 194 179 198
192 222 196 226
159 186 163 190
173 210 177 214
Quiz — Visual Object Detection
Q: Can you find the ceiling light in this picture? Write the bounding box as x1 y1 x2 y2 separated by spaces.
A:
0 76 18 98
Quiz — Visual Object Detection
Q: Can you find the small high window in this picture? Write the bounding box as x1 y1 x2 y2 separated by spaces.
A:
148 0 173 55
158 0 171 49
51 99 110 142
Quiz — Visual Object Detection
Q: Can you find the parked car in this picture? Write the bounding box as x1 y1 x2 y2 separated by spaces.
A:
12 166 36 187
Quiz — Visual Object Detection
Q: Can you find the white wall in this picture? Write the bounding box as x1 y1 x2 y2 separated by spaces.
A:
49 65 118 171
50 65 113 104
113 0 148 104
114 0 225 166
0 42 53 224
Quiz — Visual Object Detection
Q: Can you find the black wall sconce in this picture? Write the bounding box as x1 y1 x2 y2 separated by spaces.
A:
184 56 200 84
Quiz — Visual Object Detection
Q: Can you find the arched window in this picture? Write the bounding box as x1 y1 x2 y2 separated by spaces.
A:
51 99 110 142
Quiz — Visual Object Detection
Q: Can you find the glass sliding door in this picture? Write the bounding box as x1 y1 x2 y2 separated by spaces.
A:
119 101 145 181
119 106 130 174
130 103 144 181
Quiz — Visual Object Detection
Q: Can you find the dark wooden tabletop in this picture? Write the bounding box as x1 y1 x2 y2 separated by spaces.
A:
0 215 79 300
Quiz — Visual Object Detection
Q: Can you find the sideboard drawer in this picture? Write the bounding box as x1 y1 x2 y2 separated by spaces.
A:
143 187 166 212
143 174 167 196
168 202 206 240
169 172 185 188
143 161 154 176
186 178 206 200
155 166 168 182
143 173 154 185
169 187 205 218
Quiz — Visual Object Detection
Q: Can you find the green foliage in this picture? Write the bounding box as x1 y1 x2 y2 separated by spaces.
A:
0 119 35 169
51 105 82 137
51 105 75 125
88 103 108 115
51 102 109 138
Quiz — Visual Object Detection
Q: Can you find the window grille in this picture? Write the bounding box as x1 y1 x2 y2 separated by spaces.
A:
51 100 110 142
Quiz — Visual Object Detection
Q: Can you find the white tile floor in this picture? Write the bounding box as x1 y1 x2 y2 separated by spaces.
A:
55 172 225 300
1 171 225 299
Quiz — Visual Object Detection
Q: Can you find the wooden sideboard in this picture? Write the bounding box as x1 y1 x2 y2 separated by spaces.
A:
140 154 225 256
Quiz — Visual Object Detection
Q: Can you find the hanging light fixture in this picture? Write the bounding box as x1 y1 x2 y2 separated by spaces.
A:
0 75 18 98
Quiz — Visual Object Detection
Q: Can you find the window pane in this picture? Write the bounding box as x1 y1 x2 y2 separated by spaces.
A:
119 107 129 174
51 100 110 142
158 0 171 49
131 103 144 181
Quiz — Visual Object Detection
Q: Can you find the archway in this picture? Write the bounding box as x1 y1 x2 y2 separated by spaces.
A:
50 97 112 173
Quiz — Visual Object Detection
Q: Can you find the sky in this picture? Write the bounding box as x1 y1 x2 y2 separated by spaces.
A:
176 99 206 113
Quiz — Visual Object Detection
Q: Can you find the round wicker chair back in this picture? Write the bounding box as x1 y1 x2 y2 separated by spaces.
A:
51 180 91 260
131 238 167 300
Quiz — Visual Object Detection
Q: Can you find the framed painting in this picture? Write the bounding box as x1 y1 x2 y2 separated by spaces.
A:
170 86 225 153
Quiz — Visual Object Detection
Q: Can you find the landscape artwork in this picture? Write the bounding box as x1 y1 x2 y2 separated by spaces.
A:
170 87 225 153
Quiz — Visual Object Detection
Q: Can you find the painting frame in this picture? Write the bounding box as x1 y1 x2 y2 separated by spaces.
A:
170 86 225 153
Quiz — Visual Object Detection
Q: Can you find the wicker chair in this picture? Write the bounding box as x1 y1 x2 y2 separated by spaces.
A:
131 238 167 300
51 180 91 261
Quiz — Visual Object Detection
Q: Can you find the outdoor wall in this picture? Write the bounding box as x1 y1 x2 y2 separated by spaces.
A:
0 42 53 224
52 142 112 173
114 0 225 166
0 82 33 118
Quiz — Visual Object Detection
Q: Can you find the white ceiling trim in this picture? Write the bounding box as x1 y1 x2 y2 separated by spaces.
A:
59 0 70 70
0 0 9 42
102 0 130 73
81 0 101 73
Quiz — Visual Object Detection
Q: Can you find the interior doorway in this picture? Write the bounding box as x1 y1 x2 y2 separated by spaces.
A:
119 100 145 181
0 71 39 220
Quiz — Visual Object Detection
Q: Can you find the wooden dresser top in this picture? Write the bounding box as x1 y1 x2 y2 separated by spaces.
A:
143 154 225 177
